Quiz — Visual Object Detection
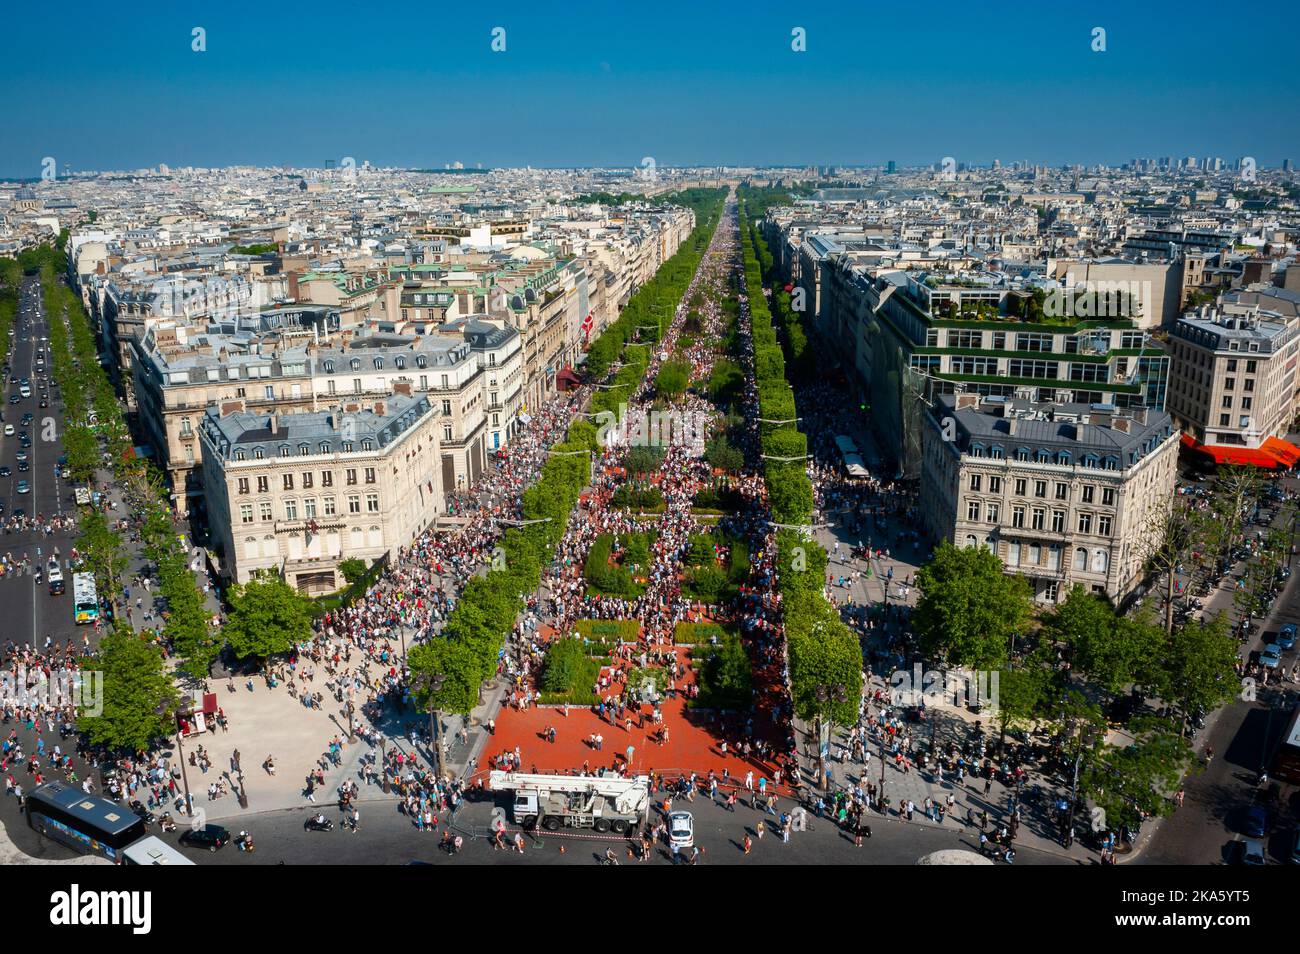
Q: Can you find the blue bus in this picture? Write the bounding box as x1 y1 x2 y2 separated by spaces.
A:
26 782 146 863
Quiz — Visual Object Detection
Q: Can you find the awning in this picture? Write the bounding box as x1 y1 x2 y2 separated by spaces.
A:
556 366 581 390
1181 433 1286 468
1262 436 1300 467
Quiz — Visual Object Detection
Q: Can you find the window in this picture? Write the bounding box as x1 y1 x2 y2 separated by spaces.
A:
416 355 427 369
237 477 249 495
254 448 264 460
1027 544 1041 565
341 442 354 453
282 474 294 491
1091 549 1109 573
179 416 193 437
366 493 379 512
323 496 336 516
323 360 335 373
1219 414 1231 427
350 358 361 372
298 443 310 456
969 474 982 492
235 450 246 461
443 425 453 441
989 476 1002 493
327 380 336 395
353 379 363 394
1244 378 1255 392
1033 480 1046 498
1014 478 1027 496
304 498 317 519
239 504 253 524
967 500 982 521
1077 513 1093 534
1031 508 1045 530
257 476 269 493
1225 377 1235 390
284 499 298 520
346 468 357 485
322 471 333 487
1012 506 1025 528
278 445 290 458
1082 485 1094 503
302 472 313 489
442 399 453 416
1055 482 1068 500
364 467 376 484
374 357 384 370
1006 542 1020 567
965 534 978 549
361 439 374 452
319 442 330 455
1052 510 1065 533
347 495 361 514
1101 488 1116 506
1098 515 1112 536
987 503 999 523
1221 395 1233 408
259 502 273 522
394 356 405 370
1044 582 1058 602
1074 547 1087 571
265 385 275 400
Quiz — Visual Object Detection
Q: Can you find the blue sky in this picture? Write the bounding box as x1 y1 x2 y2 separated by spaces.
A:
2 0 1297 176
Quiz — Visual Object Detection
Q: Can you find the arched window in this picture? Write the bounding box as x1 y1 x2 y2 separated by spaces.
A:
319 442 331 454
373 357 384 370
1073 547 1087 571
965 534 978 549
1092 549 1109 573
349 358 361 372
416 355 427 369
394 356 405 370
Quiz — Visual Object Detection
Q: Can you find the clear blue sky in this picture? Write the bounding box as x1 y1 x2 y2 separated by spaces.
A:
2 0 1297 176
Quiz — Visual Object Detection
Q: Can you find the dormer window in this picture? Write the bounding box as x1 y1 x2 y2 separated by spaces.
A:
319 441 331 454
374 357 384 370
234 450 246 461
298 443 310 456
341 441 354 453
278 445 291 458
323 360 334 373
361 439 374 451
394 356 405 370
416 355 427 368
349 358 361 372
253 448 264 460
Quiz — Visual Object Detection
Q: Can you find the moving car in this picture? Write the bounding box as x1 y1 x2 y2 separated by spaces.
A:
2 425 11 436
1261 644 1283 669
668 810 694 850
0 466 10 477
16 481 29 494
179 824 230 852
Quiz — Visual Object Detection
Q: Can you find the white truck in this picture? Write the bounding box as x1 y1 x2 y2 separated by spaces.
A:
489 771 650 835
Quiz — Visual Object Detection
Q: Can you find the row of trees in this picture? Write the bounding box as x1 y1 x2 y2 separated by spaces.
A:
911 541 1240 829
406 189 729 718
738 189 863 729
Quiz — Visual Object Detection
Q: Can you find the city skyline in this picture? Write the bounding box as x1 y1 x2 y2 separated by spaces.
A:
3 0 1297 177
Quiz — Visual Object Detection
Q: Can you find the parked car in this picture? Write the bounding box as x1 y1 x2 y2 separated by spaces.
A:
1243 805 1269 838
1279 624 1297 650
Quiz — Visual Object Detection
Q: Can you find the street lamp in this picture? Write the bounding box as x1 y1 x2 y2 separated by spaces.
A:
415 671 447 779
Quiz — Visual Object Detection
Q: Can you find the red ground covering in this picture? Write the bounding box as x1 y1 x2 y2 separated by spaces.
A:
486 642 789 792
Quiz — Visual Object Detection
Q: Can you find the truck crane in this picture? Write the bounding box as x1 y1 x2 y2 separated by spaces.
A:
488 771 650 836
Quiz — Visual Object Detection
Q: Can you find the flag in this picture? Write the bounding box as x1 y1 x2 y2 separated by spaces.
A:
581 311 594 341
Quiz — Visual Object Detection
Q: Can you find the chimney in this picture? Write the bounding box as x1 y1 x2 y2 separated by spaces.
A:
392 380 412 397
1007 417 1017 436
221 399 245 416
1111 417 1130 433
373 401 385 417
955 393 979 411
1131 406 1149 426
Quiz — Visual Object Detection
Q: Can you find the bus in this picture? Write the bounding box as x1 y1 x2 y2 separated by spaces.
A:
26 782 146 863
1272 703 1300 784
73 572 98 625
122 835 195 866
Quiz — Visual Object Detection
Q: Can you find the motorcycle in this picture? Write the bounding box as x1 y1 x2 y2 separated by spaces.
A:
304 814 334 832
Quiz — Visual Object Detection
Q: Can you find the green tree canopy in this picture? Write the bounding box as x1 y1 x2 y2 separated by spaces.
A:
913 543 1031 670
223 572 313 666
78 628 178 753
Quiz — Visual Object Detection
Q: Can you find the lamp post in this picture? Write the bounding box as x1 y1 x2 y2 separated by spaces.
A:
158 701 196 818
416 672 447 779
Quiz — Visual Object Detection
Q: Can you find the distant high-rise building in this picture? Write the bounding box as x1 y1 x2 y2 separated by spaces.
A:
886 160 896 174
1284 159 1294 172
992 158 1000 169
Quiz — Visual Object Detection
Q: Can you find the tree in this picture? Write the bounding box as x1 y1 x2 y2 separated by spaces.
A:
337 558 368 586
787 614 862 727
223 572 313 667
1162 614 1239 736
77 509 128 600
1137 498 1207 634
1044 586 1163 699
61 425 99 483
654 360 691 400
913 543 1032 670
1082 715 1197 832
994 664 1048 747
78 629 177 753
408 638 481 716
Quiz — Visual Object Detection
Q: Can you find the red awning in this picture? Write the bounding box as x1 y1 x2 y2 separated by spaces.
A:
1182 435 1284 468
1262 436 1300 467
556 366 581 390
